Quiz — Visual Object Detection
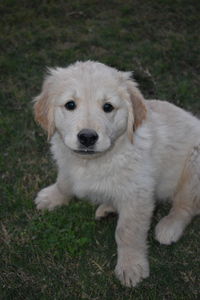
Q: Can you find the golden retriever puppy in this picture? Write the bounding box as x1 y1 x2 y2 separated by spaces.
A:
34 61 200 287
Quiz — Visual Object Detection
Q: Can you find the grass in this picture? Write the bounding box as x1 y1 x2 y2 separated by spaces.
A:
0 0 200 299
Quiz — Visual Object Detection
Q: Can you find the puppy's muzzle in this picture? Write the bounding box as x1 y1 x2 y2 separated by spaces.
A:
77 129 99 148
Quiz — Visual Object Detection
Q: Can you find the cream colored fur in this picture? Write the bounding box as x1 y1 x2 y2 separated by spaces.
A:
34 61 200 287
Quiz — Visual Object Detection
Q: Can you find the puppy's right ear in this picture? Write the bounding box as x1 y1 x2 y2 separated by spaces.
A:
33 76 55 139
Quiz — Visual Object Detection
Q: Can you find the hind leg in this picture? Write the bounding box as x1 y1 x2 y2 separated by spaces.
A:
95 203 117 220
155 144 200 245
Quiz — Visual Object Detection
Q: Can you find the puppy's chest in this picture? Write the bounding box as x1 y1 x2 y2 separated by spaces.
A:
70 161 129 203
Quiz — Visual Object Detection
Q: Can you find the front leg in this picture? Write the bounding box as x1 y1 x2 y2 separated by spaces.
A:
35 174 73 211
115 199 154 287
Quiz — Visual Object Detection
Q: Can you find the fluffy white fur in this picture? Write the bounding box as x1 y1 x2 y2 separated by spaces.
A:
34 61 200 287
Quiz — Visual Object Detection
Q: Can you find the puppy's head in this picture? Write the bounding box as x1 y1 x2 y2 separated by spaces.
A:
34 61 146 156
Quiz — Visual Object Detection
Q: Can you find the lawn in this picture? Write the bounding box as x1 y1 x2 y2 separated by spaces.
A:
0 0 199 299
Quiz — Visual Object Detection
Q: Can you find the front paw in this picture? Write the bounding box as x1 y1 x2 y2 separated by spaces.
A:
34 184 69 211
115 253 149 287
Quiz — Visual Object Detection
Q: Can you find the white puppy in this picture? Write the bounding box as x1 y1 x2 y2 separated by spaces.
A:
34 61 200 287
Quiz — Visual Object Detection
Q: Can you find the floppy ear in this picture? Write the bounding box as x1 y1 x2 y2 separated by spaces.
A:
126 80 147 142
33 78 55 139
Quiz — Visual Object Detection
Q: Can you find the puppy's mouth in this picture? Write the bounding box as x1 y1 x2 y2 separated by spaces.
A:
73 149 97 155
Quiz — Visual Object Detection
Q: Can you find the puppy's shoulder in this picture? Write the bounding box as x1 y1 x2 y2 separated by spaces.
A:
146 99 182 114
145 99 199 124
145 100 195 116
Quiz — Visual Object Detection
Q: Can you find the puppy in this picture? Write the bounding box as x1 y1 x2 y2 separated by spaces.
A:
34 61 200 287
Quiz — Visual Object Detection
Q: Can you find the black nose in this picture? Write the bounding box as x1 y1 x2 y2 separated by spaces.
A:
77 129 99 147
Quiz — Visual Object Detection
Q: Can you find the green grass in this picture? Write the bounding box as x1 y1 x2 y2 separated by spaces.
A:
0 0 200 299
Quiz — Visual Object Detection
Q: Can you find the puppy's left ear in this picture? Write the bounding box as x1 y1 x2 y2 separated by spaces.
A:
126 80 147 142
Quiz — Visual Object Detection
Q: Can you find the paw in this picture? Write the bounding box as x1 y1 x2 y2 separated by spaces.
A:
115 253 149 287
95 204 117 220
34 184 69 211
155 215 184 245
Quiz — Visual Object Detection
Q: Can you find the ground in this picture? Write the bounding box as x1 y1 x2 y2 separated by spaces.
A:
0 0 199 299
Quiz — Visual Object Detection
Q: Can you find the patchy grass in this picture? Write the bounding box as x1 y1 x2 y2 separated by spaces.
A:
0 0 199 299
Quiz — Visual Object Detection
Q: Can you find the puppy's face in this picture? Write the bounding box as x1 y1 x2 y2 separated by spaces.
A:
34 61 146 157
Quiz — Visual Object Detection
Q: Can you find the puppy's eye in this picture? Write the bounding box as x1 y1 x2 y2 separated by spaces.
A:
65 100 76 111
103 102 114 113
